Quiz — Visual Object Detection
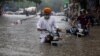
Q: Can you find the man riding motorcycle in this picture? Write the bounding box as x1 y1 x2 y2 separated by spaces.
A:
37 7 61 44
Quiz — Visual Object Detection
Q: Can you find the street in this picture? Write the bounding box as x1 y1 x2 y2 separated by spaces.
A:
0 15 100 56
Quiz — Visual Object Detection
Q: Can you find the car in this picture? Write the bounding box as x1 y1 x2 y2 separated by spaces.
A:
56 12 65 16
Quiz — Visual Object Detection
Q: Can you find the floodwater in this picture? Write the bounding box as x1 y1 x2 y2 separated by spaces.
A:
0 14 100 56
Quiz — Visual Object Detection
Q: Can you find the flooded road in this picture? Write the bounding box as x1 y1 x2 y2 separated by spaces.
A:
0 14 100 56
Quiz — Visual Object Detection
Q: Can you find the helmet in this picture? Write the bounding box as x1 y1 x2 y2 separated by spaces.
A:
43 7 52 14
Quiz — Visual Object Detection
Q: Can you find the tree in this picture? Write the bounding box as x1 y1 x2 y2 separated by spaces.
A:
79 0 87 9
0 0 5 15
27 0 42 5
0 0 24 16
27 0 42 14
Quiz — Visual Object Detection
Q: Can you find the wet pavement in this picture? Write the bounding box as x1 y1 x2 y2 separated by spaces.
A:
0 14 100 56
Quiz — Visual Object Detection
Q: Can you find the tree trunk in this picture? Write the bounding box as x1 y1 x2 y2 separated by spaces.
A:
35 3 38 15
0 1 5 16
80 0 87 9
0 6 3 16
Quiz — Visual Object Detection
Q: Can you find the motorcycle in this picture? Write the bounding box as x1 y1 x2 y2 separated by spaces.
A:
45 29 61 46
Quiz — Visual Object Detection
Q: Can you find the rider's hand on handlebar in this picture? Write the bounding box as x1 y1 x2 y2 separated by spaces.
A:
56 28 62 32
43 29 48 31
37 28 47 31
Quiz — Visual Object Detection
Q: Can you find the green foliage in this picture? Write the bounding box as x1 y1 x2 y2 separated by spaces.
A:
0 0 5 2
27 0 42 4
0 0 24 3
12 0 24 1
0 0 5 6
0 0 24 6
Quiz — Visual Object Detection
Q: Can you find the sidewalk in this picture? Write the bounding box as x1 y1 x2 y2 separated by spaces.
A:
20 15 36 22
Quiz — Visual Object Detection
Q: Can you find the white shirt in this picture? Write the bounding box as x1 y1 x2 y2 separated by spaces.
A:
37 16 58 38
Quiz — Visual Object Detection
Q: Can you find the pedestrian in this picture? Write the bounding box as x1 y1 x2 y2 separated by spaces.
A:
77 9 91 36
37 7 61 43
25 10 29 16
66 15 79 36
40 11 44 17
86 9 95 26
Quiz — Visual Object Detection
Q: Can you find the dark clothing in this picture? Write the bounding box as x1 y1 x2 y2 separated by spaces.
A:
77 15 89 29
85 15 94 26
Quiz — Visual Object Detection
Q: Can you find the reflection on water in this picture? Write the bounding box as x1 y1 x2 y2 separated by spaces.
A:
0 15 100 56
